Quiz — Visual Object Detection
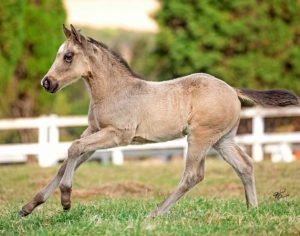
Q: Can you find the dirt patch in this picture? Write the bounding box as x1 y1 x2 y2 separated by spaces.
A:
0 195 7 204
219 183 243 192
72 181 164 199
203 183 244 198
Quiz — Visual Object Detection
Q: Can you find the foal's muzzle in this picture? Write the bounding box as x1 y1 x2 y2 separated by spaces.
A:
41 76 59 93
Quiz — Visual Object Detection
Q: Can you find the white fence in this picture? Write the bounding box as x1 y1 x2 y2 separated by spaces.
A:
0 107 299 167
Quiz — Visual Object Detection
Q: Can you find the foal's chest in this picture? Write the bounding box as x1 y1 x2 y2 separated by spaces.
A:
92 99 139 129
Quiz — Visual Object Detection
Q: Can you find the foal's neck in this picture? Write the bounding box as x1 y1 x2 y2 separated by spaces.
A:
83 47 140 102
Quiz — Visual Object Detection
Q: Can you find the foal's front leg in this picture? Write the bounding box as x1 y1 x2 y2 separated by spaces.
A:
59 127 126 210
20 151 93 217
20 126 124 216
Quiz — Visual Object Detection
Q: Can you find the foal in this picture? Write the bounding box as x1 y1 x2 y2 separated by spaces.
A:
20 25 299 217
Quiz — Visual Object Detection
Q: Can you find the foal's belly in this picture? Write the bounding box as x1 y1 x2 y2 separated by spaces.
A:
132 83 192 143
133 115 189 143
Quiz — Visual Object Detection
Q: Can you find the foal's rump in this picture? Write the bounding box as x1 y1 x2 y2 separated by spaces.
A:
236 88 299 107
182 73 299 107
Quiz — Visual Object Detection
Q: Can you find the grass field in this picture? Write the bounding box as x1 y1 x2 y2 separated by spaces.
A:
0 158 299 235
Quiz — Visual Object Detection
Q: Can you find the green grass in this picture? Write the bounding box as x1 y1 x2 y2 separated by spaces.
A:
0 159 299 235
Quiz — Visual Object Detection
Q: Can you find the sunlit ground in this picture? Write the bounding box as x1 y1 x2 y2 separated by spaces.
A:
0 158 299 235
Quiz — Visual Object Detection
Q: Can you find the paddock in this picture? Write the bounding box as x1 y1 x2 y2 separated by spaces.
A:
0 157 299 235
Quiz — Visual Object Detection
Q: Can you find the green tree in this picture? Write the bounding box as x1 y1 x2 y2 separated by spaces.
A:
0 0 66 143
11 0 67 118
0 0 25 116
150 0 300 93
1 0 67 118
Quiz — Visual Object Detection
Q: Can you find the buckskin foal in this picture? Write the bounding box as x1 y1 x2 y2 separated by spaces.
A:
20 25 299 217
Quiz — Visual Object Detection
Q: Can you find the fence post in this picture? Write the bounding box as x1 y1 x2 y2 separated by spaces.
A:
280 143 294 162
183 140 188 162
49 114 59 144
48 114 60 166
112 149 124 165
38 116 51 167
252 109 264 162
38 115 60 167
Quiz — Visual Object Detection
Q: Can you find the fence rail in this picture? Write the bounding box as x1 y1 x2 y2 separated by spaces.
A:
0 107 300 167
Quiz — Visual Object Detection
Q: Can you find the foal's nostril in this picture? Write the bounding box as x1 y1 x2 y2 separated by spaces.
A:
42 77 51 90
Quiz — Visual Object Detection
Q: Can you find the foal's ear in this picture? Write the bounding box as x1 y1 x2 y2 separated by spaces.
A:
70 24 82 44
63 24 71 38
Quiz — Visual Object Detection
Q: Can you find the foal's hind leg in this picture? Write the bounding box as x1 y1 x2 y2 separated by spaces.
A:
214 133 258 208
19 151 93 217
149 133 212 217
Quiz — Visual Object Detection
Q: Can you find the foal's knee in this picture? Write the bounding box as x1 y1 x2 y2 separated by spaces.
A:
68 140 83 158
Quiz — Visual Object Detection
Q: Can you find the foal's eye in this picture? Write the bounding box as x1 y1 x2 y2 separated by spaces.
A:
64 52 73 63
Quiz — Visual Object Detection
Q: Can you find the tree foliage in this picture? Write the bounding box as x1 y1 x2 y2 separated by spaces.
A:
0 0 66 118
150 0 300 93
0 0 66 143
0 0 25 112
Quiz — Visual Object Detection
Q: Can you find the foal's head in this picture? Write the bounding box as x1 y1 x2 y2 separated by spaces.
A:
41 25 93 93
41 24 140 93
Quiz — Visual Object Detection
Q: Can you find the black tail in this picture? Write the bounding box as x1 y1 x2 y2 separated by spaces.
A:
236 88 299 107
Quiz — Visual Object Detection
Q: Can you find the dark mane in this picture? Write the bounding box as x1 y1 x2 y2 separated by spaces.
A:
87 37 142 79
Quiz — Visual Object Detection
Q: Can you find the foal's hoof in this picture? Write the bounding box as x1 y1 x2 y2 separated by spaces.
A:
63 206 71 211
148 209 159 219
19 209 30 217
62 203 71 211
